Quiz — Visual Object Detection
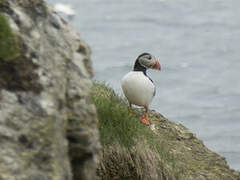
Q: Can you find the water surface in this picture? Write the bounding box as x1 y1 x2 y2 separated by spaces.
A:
47 0 240 170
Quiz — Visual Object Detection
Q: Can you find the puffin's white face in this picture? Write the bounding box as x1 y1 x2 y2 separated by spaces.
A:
138 53 161 70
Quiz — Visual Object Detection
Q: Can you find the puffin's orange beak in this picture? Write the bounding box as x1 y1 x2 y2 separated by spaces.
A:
152 59 161 70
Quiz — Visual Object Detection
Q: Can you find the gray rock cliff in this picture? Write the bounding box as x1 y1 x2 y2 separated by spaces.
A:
0 0 99 180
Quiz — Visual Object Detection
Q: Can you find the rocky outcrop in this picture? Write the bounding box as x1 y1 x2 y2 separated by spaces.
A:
147 110 240 180
0 0 99 180
98 109 240 180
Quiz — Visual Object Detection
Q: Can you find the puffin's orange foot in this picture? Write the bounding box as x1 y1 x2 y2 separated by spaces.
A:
139 116 150 126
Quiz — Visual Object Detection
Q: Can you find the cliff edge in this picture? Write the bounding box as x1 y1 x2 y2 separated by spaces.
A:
0 0 239 180
92 83 240 180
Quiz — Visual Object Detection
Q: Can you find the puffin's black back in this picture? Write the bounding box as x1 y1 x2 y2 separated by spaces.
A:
133 52 151 74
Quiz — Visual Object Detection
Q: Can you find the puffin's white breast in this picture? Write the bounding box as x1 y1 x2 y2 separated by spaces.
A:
121 71 155 107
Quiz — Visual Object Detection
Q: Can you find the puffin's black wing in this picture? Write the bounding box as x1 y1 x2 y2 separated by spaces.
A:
146 75 156 97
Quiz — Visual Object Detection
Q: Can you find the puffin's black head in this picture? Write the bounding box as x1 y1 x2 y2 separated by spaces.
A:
133 53 161 74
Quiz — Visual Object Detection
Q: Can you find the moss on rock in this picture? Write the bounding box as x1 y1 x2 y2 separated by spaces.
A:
0 13 43 94
0 13 20 61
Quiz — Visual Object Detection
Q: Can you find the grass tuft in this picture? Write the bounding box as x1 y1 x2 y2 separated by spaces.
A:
91 82 145 147
92 82 182 179
91 82 168 150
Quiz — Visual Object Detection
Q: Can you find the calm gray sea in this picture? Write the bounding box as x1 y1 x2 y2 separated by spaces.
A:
47 0 240 170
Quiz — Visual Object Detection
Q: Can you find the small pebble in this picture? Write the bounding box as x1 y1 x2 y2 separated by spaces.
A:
150 124 156 131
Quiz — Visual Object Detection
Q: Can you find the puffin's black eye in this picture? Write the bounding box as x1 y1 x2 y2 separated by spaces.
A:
147 55 151 60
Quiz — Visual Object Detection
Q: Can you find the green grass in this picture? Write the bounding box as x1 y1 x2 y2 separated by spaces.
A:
91 81 168 149
91 82 146 147
0 13 20 61
92 82 182 179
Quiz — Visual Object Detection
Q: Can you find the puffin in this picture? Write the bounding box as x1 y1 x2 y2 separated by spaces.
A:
121 53 161 126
